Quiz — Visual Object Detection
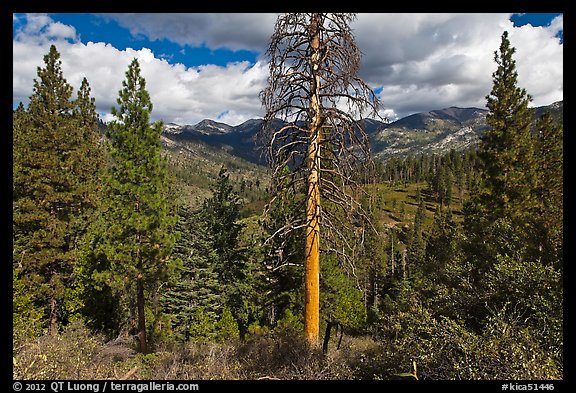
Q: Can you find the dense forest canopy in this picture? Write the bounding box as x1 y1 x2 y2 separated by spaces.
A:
13 20 562 381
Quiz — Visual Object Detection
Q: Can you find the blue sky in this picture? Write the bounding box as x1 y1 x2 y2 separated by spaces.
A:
15 13 261 68
13 13 563 125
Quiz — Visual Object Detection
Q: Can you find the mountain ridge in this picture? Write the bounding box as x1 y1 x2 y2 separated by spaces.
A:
161 100 563 163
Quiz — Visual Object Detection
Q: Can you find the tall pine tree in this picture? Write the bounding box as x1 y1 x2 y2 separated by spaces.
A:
62 77 106 321
534 112 563 267
463 31 539 276
98 59 176 353
475 31 537 225
13 45 101 335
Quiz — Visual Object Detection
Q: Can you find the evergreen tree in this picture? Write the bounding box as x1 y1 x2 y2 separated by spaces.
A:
96 59 176 353
463 31 540 279
259 179 305 326
534 112 563 267
443 165 453 207
13 45 101 335
424 207 458 279
407 196 426 273
357 202 386 321
161 205 222 341
62 77 106 322
188 307 216 342
475 31 538 225
321 254 366 331
202 166 246 284
201 166 251 333
214 307 240 342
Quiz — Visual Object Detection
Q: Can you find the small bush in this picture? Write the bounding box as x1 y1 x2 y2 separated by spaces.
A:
369 301 562 380
214 307 240 342
13 321 108 379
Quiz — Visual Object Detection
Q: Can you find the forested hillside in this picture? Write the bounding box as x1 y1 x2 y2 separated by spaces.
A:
13 18 562 381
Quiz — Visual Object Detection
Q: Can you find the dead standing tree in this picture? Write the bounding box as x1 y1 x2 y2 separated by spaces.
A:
260 13 381 346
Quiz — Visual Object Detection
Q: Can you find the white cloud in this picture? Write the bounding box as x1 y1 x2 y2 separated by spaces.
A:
100 13 277 52
13 13 563 125
508 20 563 107
548 14 563 36
350 13 563 118
14 13 78 44
13 14 268 126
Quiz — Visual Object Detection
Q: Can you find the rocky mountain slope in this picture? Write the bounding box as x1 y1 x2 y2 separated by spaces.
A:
160 101 563 164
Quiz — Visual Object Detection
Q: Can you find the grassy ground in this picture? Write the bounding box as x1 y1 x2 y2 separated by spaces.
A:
370 181 467 229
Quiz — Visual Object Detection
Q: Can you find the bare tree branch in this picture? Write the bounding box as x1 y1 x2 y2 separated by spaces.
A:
258 13 384 344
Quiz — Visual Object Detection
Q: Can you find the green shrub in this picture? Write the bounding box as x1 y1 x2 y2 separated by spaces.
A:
188 307 215 342
215 307 240 342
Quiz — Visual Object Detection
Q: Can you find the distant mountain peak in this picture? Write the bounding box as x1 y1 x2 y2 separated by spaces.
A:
160 100 561 163
193 119 233 134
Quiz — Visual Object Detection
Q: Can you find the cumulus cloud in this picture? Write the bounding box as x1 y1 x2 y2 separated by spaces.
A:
13 13 562 125
13 13 268 126
351 13 563 119
100 13 277 52
14 13 78 44
508 19 563 107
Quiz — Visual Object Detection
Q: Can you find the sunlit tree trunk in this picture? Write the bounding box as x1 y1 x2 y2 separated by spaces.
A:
304 13 323 346
261 12 380 348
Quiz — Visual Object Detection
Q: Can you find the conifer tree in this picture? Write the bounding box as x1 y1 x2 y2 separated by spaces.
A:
98 59 176 353
475 31 537 225
69 77 104 249
202 166 246 284
161 205 222 341
424 207 458 278
534 112 563 266
13 45 101 335
407 197 426 273
201 166 251 332
463 31 540 277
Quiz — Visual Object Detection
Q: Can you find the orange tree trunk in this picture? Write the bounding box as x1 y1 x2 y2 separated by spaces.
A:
304 13 322 347
305 125 321 346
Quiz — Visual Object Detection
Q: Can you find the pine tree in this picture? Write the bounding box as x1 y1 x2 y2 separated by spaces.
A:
463 31 541 279
61 78 107 322
14 102 44 338
98 58 176 353
475 31 538 224
407 197 426 274
214 307 240 342
13 45 101 335
357 200 386 320
202 166 246 284
321 254 366 331
424 207 458 278
534 112 563 266
70 77 104 245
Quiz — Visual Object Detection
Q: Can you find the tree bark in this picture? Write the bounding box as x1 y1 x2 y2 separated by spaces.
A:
304 13 322 347
136 270 147 354
49 295 58 336
134 194 147 354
